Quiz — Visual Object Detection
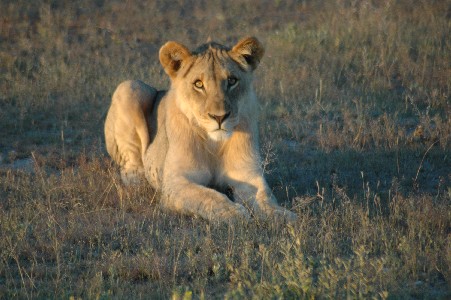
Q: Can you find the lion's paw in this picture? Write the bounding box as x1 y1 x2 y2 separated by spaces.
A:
214 203 251 223
120 169 146 186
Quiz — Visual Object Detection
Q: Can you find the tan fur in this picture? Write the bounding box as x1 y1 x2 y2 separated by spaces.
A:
104 37 296 222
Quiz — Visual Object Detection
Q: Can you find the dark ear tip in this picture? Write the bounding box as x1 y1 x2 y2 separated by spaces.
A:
247 37 265 57
242 54 255 66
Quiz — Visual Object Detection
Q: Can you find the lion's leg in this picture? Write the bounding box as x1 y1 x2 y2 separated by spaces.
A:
226 171 297 223
161 177 251 222
221 131 297 222
105 80 157 185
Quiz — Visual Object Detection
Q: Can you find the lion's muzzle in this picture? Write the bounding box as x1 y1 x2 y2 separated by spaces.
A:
208 111 231 129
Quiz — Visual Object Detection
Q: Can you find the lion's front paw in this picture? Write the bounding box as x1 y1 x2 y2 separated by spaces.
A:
120 169 146 186
215 203 251 223
255 204 298 223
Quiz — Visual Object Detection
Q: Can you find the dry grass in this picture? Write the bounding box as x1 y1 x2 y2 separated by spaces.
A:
1 0 450 298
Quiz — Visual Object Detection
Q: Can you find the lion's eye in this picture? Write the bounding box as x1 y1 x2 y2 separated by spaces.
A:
194 80 204 89
228 76 238 87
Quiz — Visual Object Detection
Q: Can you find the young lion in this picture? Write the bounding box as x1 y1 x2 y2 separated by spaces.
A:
104 37 296 222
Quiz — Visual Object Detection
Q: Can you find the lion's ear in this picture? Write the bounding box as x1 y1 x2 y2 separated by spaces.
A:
231 37 265 71
159 41 191 78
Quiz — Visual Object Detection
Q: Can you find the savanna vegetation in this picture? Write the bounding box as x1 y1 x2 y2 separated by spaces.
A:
0 0 450 298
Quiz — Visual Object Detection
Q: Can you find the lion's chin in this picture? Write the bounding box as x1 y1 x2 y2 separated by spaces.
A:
208 130 232 142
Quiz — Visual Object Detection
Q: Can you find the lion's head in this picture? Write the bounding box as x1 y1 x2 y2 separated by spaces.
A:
159 37 264 142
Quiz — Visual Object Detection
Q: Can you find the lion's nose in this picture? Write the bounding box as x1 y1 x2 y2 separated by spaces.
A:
208 111 231 127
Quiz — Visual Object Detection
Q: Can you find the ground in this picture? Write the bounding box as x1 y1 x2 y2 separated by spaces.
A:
0 0 450 298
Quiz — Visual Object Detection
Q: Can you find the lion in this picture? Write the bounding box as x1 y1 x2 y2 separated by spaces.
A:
104 37 297 223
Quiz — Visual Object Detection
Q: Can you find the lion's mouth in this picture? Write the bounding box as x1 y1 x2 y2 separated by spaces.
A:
208 128 232 142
